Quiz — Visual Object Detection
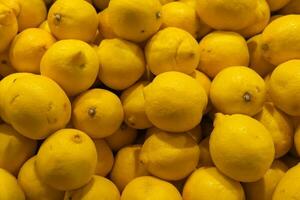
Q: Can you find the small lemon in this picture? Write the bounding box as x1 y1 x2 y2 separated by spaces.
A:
269 59 300 116
197 137 214 167
279 0 300 14
0 3 18 53
18 156 65 200
121 176 182 200
144 71 207 132
39 20 51 33
72 88 124 139
210 113 275 182
0 51 16 77
210 66 266 116
106 124 138 151
93 139 114 177
0 124 37 175
140 129 200 181
189 70 211 96
2 74 71 139
9 28 56 74
17 0 47 31
273 163 300 200
196 0 257 30
93 0 110 10
108 0 162 42
244 160 288 200
98 9 116 39
145 27 200 75
261 15 300 65
183 167 245 200
36 129 97 191
198 31 249 78
64 176 120 200
266 0 291 11
0 168 25 200
48 0 98 42
121 81 152 129
110 145 149 191
98 38 145 90
40 39 99 96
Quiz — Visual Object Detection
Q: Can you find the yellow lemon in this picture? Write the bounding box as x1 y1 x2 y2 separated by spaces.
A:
121 81 152 129
294 126 300 155
110 145 149 191
108 0 162 42
0 51 16 77
279 0 300 14
2 74 71 139
145 27 200 75
144 71 207 132
93 139 114 177
98 9 116 39
244 160 288 200
121 176 182 200
210 113 275 182
272 163 300 200
269 59 300 116
197 137 214 167
261 15 300 65
210 66 266 116
40 39 99 96
18 156 64 200
0 0 20 16
72 88 124 138
17 0 47 31
0 3 18 53
247 34 275 77
64 176 120 200
48 0 98 42
238 0 270 38
0 168 25 200
93 0 110 10
98 38 145 90
36 129 97 191
266 0 291 11
39 20 51 33
9 28 56 73
255 102 294 158
183 167 245 200
198 31 249 78
196 0 257 31
0 124 36 175
106 124 137 151
140 129 200 181
189 70 211 96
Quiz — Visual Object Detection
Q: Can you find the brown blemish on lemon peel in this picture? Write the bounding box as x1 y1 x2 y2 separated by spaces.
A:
243 92 252 102
72 134 82 143
88 107 96 117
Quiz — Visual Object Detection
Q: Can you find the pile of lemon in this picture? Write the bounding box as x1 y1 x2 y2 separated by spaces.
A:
1 0 300 199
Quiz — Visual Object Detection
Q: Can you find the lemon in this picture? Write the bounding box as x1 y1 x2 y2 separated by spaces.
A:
39 20 51 33
238 0 270 38
0 0 20 16
255 102 294 158
197 137 214 167
273 163 300 200
93 139 114 177
294 126 300 155
121 176 182 200
0 168 25 200
183 167 245 200
210 113 275 182
121 81 152 129
48 0 98 42
279 0 300 14
144 71 207 132
0 124 36 175
196 0 257 31
98 9 116 39
269 60 300 116
110 145 149 191
72 88 124 139
266 0 291 11
18 156 64 200
9 28 56 74
106 124 137 151
210 66 266 116
247 34 275 77
0 51 16 77
0 3 18 53
98 38 145 90
2 74 71 139
36 129 97 191
140 129 200 181
189 70 211 96
244 160 288 200
93 0 110 10
198 31 249 78
40 39 99 96
145 27 200 75
17 0 47 31
261 15 300 65
108 0 162 42
64 176 120 200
